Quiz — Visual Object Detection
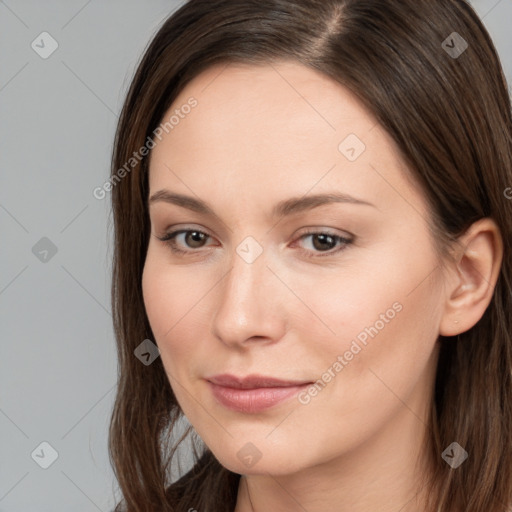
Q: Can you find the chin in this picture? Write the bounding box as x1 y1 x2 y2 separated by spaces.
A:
206 439 311 477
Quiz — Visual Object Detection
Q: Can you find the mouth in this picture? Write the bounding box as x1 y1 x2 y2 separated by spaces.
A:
205 373 313 413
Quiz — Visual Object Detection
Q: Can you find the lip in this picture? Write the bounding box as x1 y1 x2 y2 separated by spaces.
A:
205 374 312 413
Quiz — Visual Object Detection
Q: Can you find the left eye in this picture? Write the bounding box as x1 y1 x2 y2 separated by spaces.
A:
156 229 353 257
295 231 352 255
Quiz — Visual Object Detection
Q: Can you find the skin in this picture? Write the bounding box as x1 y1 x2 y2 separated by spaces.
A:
142 61 503 512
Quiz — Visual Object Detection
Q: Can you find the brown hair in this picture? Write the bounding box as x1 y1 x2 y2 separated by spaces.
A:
108 1 512 510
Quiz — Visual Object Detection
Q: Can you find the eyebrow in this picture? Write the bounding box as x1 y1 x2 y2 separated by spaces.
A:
148 190 376 218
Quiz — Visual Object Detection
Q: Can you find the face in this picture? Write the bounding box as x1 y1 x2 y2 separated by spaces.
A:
142 61 445 477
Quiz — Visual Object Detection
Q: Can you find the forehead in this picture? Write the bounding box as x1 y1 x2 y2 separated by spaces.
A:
148 61 426 218
160 60 378 149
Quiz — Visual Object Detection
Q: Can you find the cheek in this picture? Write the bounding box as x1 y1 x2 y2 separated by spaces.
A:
142 249 202 335
282 259 442 464
141 253 213 381
289 240 443 398
142 260 173 341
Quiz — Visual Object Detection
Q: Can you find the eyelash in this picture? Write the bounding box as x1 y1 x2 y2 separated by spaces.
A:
155 228 353 258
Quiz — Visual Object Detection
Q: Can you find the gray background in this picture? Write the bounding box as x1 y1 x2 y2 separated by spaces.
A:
1 1 510 510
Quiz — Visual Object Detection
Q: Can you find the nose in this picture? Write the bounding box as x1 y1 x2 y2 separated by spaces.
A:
211 245 287 348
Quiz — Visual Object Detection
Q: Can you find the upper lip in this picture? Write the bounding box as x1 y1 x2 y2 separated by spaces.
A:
206 374 311 389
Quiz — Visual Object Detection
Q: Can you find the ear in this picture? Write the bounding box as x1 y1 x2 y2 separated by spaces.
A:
439 218 503 337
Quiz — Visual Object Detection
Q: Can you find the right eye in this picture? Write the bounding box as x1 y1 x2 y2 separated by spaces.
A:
157 229 215 255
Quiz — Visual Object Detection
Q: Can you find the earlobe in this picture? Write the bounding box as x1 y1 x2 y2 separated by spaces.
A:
438 218 503 337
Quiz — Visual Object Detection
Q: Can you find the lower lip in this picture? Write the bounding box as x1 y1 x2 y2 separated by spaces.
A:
207 381 310 413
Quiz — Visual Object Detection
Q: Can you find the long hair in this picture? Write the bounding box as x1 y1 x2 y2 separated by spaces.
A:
108 1 512 510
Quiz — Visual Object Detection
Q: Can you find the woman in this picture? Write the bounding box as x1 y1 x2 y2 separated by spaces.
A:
108 1 512 510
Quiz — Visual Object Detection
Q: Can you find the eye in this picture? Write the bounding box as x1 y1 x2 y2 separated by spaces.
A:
293 229 353 258
156 229 214 255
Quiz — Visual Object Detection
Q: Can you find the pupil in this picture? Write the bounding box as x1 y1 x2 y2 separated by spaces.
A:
187 231 205 248
313 234 335 251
